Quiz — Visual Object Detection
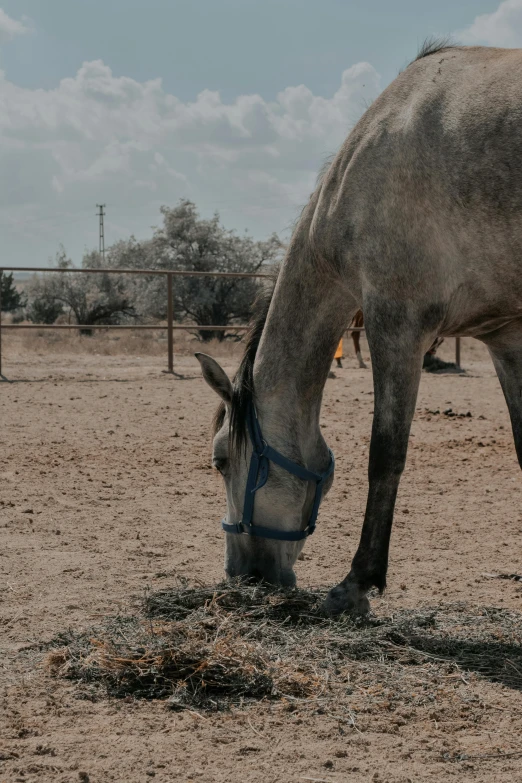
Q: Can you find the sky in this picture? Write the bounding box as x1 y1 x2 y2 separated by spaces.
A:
1 0 522 267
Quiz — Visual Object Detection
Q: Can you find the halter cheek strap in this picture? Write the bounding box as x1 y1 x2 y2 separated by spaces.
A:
221 403 335 541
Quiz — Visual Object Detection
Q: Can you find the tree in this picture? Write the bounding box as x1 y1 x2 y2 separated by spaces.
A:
103 237 161 323
127 200 282 340
28 203 282 340
27 247 136 334
0 271 26 312
26 298 64 325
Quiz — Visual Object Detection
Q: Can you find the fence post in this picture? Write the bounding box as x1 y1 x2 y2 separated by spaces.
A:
455 337 461 369
167 272 174 373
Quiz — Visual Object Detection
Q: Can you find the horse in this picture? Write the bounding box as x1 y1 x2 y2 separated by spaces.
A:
349 310 367 369
197 42 522 615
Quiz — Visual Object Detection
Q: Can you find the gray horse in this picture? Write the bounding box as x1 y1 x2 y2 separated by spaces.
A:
197 42 522 615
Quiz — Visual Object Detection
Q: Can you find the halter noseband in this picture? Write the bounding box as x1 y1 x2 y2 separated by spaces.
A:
221 403 335 542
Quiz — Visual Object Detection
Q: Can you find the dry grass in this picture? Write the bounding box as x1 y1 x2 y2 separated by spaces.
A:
44 581 522 712
2 325 247 360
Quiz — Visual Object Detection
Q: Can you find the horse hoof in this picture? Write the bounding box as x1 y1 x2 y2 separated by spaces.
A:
322 582 370 616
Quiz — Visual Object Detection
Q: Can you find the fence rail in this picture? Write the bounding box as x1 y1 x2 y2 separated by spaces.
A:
3 266 270 279
0 265 460 377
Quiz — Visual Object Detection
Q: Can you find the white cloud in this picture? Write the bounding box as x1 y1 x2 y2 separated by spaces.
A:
0 56 381 263
460 0 522 47
0 8 29 43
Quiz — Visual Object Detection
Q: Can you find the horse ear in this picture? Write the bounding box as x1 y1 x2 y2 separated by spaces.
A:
195 353 233 404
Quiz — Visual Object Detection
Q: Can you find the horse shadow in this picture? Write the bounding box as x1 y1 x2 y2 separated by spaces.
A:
364 624 522 692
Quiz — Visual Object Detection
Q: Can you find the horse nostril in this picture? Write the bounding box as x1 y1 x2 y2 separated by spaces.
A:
225 568 263 584
278 570 297 588
254 567 296 587
225 561 296 587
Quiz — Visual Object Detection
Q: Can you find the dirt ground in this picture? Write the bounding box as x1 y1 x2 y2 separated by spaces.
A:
1 333 522 783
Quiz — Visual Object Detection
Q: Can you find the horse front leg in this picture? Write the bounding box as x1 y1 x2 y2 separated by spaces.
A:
481 320 522 470
324 310 429 615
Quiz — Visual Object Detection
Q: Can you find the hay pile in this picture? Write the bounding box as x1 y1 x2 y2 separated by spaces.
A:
45 581 522 710
46 583 326 708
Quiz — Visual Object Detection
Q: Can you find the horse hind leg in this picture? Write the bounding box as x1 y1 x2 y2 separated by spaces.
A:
480 320 522 470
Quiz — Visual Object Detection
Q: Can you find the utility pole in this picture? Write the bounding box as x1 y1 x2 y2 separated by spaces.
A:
96 204 106 262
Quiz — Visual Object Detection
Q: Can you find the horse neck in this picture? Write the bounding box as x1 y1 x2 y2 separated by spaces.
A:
252 239 352 452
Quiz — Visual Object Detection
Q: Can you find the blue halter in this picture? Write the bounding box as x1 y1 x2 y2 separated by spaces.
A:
221 403 335 542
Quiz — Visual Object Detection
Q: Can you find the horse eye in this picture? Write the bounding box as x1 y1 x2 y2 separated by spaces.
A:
213 457 228 475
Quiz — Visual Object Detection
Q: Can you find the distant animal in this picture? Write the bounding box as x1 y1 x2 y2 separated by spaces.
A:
348 309 447 371
349 310 367 368
197 42 522 616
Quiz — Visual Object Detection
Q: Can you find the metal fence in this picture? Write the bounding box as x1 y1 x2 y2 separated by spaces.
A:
0 265 459 377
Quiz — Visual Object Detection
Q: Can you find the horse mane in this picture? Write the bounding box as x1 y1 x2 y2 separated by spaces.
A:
212 275 277 454
316 152 337 187
414 36 455 63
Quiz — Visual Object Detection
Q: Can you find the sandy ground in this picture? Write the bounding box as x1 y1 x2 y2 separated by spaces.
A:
1 334 522 783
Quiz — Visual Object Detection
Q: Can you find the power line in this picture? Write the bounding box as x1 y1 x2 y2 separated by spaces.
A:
96 204 106 261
